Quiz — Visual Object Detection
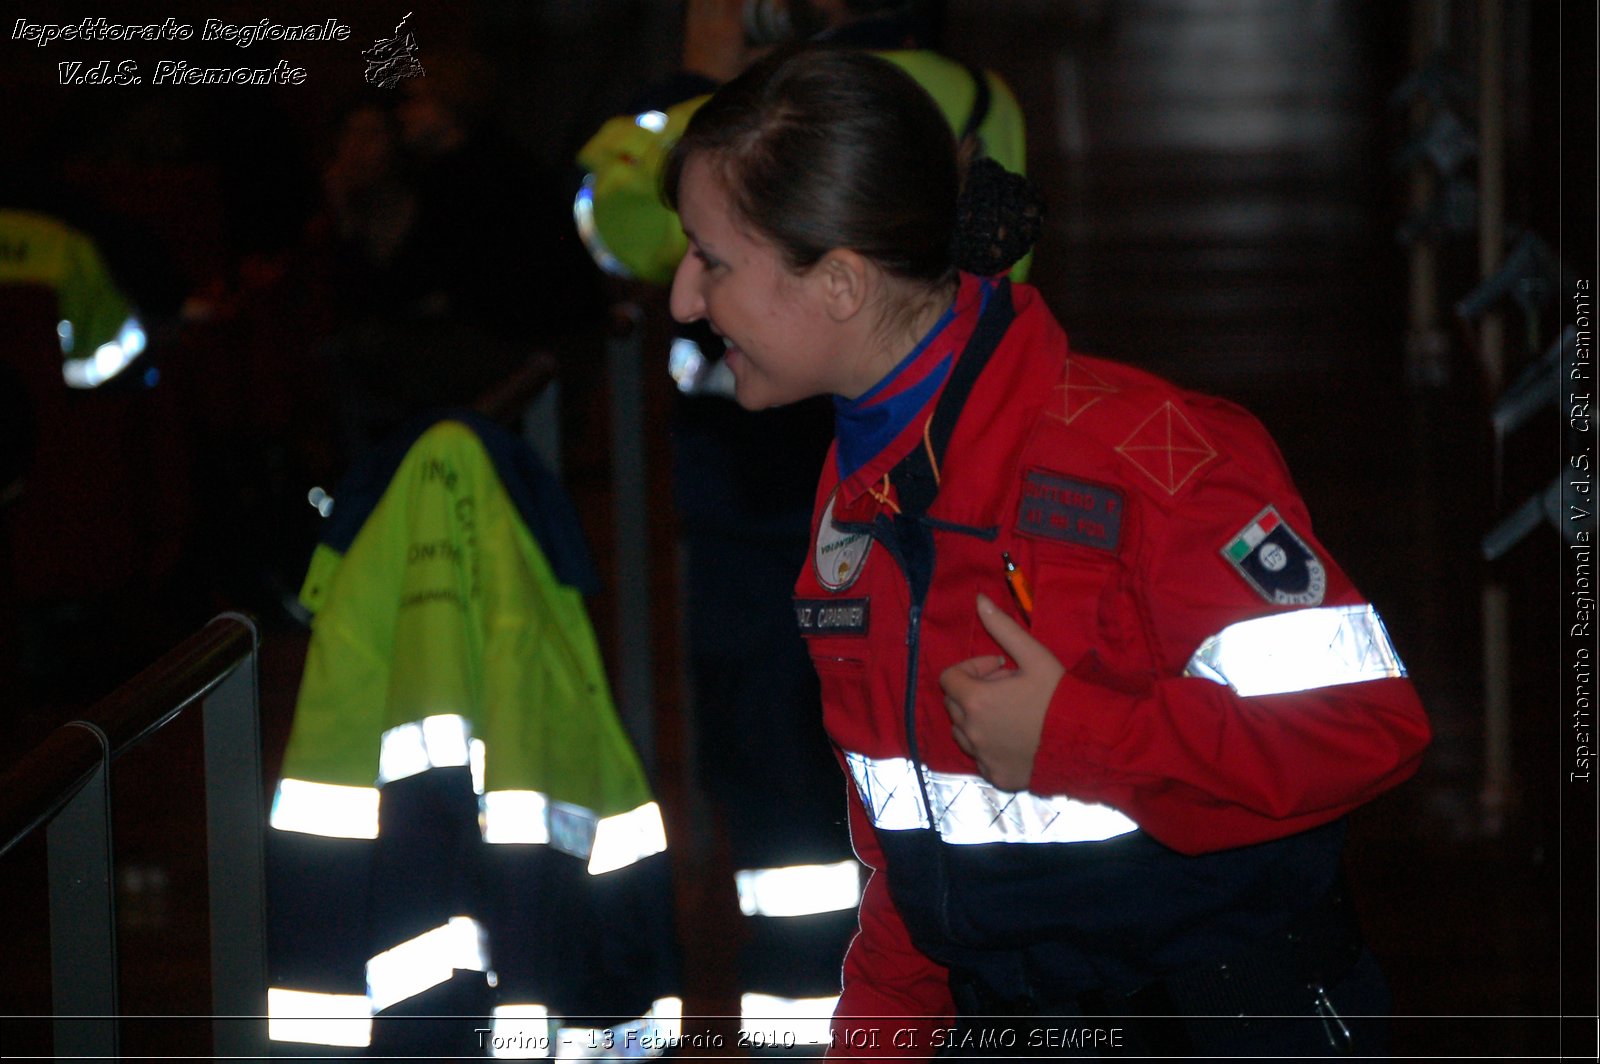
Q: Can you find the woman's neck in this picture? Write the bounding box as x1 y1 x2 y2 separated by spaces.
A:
848 275 960 398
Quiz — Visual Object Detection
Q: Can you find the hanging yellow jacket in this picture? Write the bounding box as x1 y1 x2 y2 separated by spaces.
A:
268 414 678 1055
575 50 1030 287
283 417 654 826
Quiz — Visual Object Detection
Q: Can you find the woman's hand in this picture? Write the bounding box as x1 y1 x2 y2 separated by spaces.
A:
938 593 1063 791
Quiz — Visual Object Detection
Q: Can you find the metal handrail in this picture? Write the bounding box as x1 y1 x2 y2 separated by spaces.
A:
0 614 256 858
0 611 267 1060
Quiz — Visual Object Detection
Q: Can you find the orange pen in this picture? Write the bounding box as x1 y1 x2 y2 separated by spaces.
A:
1001 552 1034 621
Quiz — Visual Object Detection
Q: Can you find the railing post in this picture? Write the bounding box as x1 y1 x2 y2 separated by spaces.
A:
47 721 118 1060
202 614 268 1058
607 303 657 770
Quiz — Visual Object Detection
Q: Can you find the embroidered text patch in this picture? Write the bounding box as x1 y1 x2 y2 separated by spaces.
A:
1016 470 1124 551
795 598 870 636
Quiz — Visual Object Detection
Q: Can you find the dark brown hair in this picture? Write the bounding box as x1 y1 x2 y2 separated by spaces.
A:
663 46 960 286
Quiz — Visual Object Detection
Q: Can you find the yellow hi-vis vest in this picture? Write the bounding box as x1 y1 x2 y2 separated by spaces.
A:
574 50 1030 287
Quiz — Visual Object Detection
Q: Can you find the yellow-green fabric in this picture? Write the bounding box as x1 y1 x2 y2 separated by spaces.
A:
0 209 134 360
575 50 1030 286
284 420 652 816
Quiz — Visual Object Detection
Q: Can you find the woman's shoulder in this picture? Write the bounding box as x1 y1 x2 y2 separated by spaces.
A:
1008 312 1293 507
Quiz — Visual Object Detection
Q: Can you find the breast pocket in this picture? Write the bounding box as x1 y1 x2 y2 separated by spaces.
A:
1009 549 1127 678
797 595 874 731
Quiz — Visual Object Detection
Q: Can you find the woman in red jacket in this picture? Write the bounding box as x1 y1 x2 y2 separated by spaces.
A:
665 44 1430 1059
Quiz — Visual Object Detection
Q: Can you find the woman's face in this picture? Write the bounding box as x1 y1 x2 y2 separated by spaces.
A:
670 153 839 410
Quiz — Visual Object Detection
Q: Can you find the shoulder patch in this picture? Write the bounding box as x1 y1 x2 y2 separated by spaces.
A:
1115 401 1219 496
1016 469 1123 551
1223 506 1327 606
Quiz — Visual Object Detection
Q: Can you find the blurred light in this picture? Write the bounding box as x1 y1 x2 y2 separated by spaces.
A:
573 175 632 280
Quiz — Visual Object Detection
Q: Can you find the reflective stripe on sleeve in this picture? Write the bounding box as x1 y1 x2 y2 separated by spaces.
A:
844 753 1138 844
269 778 380 839
365 916 490 1013
490 1004 554 1059
486 998 685 1059
734 860 862 918
587 801 668 875
1184 604 1408 697
266 987 373 1047
552 997 683 1060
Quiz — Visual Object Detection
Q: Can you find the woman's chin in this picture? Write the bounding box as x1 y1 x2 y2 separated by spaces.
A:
731 383 767 411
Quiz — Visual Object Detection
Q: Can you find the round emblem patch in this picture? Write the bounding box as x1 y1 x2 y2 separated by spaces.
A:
815 490 872 592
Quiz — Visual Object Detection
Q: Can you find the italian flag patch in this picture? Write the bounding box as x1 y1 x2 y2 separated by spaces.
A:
1222 506 1327 606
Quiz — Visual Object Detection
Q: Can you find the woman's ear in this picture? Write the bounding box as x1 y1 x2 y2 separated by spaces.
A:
817 249 870 323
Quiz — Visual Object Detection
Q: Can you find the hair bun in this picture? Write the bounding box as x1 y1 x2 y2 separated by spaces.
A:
951 156 1045 276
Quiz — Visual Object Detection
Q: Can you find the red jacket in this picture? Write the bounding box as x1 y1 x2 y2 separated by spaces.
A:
794 278 1430 1055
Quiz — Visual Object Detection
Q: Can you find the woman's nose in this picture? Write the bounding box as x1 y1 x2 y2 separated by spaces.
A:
669 255 704 324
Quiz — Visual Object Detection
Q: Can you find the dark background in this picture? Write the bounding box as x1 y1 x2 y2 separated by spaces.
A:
1 0 1595 1058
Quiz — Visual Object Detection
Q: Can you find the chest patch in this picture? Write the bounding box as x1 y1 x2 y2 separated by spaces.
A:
795 598 870 636
1223 506 1327 606
1015 470 1123 552
815 489 872 591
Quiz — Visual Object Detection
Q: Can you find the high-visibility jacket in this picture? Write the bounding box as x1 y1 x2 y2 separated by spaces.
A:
793 278 1430 1054
267 413 679 1056
574 50 1029 287
0 209 145 388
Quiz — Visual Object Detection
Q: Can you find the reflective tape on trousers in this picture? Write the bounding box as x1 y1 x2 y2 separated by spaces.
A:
1183 604 1407 697
844 753 1138 844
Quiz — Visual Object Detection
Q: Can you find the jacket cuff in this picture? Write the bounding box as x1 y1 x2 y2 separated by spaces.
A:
1028 671 1138 797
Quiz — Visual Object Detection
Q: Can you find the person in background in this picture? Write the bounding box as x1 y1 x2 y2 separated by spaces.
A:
665 45 1430 1058
574 1 1031 1045
320 48 604 459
